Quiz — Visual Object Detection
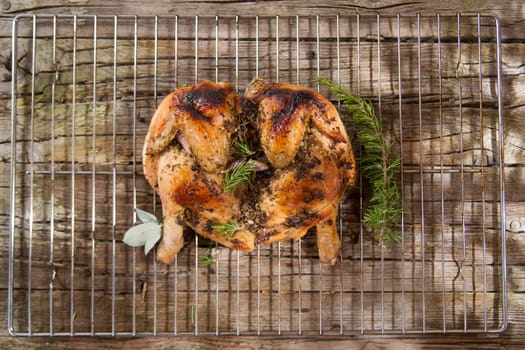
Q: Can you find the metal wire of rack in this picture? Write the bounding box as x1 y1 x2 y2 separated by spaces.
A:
7 13 507 336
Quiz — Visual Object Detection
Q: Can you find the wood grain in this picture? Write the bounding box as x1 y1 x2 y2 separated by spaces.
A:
0 0 524 349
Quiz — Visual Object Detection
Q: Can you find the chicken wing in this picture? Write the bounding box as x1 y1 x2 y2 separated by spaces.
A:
143 80 239 177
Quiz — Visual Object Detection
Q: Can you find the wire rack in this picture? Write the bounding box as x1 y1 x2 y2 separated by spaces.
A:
7 13 507 336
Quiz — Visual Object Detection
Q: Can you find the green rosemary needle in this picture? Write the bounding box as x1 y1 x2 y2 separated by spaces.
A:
212 220 241 240
198 254 215 267
234 140 255 157
222 160 256 192
317 77 403 243
198 244 216 267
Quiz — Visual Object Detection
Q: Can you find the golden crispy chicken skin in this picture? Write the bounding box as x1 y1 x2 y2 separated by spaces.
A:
143 80 239 178
245 78 356 265
156 147 254 264
142 81 254 264
245 79 353 171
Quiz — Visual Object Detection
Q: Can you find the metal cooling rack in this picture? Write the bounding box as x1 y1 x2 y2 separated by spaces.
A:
7 13 507 336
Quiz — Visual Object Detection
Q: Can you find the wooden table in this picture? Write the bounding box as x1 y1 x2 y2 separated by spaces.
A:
0 0 524 349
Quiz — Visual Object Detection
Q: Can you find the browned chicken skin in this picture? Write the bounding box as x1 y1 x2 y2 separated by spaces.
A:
143 80 255 264
144 80 239 176
142 78 355 265
155 146 254 263
245 78 356 265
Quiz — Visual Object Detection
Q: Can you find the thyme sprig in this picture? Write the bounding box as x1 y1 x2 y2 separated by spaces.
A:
318 77 402 243
222 160 257 192
212 220 241 240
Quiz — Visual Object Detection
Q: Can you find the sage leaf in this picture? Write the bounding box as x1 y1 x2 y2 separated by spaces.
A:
135 208 159 224
123 222 161 247
144 229 162 256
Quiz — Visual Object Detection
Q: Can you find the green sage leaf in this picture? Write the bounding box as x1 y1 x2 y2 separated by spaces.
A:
135 208 159 224
123 222 161 247
144 229 162 256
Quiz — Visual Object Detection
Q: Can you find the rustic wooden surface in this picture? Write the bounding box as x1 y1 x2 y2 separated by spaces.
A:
0 0 524 349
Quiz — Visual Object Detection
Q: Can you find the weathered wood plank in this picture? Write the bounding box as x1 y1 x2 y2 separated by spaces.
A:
0 334 512 350
6 38 508 103
5 244 503 292
1 0 524 46
1 0 524 348
7 288 504 335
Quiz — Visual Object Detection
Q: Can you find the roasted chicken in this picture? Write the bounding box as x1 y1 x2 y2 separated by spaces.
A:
143 80 256 264
141 78 355 265
245 78 356 265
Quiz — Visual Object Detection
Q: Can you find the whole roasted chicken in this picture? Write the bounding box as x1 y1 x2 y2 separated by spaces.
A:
141 78 355 265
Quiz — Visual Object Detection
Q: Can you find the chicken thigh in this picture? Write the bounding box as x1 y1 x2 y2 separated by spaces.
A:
155 146 255 264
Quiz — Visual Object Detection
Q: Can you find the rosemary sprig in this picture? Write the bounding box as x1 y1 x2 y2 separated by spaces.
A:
198 244 216 267
198 254 215 267
234 140 255 157
317 77 402 243
212 220 241 240
222 160 256 192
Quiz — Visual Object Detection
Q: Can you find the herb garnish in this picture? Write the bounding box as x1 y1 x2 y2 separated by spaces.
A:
234 140 255 157
318 77 402 243
198 254 215 267
222 160 257 192
212 220 241 240
198 243 216 267
122 208 163 255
